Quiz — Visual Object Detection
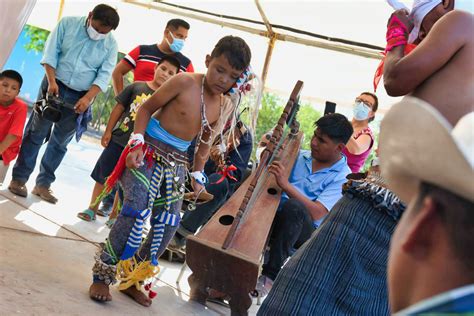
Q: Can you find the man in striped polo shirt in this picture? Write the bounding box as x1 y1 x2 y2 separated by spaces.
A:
111 18 194 95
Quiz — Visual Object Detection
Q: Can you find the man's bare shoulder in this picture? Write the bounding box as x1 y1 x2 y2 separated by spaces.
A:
446 9 474 21
438 10 474 35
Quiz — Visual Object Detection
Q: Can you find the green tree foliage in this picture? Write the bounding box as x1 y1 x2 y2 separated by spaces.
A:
23 25 50 53
252 92 322 151
297 102 323 149
361 123 379 172
90 53 133 129
239 92 322 163
245 92 378 170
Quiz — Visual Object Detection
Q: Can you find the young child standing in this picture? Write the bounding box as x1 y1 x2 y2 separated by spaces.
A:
0 70 27 185
77 56 181 221
89 35 252 307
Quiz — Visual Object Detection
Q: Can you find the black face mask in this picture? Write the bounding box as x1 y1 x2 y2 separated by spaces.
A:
34 94 64 122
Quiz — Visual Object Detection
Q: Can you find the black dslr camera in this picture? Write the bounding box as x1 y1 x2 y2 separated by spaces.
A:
34 94 64 122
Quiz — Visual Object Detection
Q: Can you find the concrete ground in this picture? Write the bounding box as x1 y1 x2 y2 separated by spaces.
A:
0 136 260 315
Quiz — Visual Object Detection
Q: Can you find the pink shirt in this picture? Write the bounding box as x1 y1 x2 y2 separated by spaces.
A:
342 127 374 173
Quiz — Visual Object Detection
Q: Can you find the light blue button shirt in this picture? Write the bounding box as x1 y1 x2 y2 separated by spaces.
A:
281 150 351 228
41 16 118 92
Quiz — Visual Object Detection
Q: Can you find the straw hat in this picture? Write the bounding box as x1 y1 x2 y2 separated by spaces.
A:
379 96 474 203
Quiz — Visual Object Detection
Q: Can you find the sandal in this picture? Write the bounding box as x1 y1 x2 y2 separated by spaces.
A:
105 218 116 229
96 204 112 217
77 209 96 222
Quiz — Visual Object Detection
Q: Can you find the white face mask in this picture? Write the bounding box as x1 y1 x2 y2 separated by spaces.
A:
87 20 107 41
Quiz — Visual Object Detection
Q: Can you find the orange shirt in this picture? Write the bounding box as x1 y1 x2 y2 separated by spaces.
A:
0 98 27 165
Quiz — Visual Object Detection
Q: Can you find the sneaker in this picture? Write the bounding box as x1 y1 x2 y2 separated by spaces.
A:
8 179 28 197
252 275 274 300
32 185 58 204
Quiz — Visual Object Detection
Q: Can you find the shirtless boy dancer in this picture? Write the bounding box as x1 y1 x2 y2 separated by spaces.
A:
383 0 474 125
89 35 251 306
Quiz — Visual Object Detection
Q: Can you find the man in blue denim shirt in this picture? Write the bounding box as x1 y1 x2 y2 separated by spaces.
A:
8 4 119 204
256 113 353 296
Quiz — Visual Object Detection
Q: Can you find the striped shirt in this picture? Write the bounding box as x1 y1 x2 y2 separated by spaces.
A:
123 44 194 81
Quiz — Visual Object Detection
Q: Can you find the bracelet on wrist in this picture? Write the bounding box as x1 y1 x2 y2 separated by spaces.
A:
190 170 208 185
128 133 145 151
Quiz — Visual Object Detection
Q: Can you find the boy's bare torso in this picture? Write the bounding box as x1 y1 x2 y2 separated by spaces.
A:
153 73 222 141
411 11 474 124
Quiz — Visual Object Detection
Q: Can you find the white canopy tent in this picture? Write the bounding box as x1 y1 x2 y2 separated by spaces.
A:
23 0 414 115
0 0 37 69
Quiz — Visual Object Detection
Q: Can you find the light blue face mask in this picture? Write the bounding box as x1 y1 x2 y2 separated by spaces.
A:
167 31 185 53
353 101 371 121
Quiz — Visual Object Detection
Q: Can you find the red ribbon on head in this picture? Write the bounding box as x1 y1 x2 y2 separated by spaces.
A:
214 164 238 184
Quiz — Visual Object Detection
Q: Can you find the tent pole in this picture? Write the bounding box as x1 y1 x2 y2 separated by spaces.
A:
57 0 65 21
123 0 381 60
261 35 277 88
255 0 276 87
254 0 273 34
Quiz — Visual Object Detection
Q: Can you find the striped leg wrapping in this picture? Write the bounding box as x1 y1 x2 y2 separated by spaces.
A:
120 163 163 261
149 167 181 265
150 211 180 265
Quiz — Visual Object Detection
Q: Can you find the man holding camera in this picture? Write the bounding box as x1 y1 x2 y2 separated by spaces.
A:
8 4 120 204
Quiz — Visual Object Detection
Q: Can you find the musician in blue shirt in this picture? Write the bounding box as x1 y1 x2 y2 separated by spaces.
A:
8 4 120 204
255 113 353 297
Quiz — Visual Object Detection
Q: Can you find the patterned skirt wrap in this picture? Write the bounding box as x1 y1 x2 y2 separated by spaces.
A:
258 173 406 316
92 137 188 289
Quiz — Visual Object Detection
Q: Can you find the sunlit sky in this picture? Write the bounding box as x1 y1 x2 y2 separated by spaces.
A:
26 0 417 117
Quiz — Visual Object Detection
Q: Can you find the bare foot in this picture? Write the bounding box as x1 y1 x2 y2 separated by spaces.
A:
89 282 112 302
120 286 152 307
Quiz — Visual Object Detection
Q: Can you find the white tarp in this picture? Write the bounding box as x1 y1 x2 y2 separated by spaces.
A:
0 0 37 69
23 0 419 114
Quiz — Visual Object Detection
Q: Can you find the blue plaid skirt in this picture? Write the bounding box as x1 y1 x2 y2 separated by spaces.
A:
258 175 405 315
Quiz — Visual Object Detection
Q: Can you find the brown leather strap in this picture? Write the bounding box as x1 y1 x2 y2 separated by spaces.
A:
144 133 189 165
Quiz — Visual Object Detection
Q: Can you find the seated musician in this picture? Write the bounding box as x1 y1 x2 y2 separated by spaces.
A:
168 117 253 250
256 113 353 297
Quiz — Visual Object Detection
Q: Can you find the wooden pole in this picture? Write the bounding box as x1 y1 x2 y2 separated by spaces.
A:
261 35 277 89
123 0 382 60
57 0 65 21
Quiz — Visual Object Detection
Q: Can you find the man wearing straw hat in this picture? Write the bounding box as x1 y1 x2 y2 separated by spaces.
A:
379 97 473 313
